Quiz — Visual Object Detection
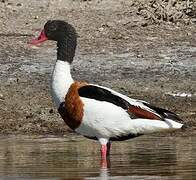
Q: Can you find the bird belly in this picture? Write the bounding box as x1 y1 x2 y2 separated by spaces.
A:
75 98 135 139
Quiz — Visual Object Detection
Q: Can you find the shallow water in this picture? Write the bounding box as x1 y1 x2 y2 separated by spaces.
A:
0 135 195 180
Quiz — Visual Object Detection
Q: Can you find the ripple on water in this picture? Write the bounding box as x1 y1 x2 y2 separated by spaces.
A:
0 135 195 179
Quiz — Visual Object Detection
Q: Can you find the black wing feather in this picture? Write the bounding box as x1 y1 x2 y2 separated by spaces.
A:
143 102 182 121
78 85 130 109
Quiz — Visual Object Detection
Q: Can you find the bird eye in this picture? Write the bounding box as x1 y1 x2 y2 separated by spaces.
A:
50 24 57 32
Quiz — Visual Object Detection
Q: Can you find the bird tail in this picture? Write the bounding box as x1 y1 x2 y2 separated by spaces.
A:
164 118 184 129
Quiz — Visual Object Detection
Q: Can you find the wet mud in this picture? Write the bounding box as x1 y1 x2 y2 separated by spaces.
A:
0 0 195 135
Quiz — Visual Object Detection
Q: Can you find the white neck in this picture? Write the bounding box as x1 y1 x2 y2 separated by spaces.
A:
51 60 74 107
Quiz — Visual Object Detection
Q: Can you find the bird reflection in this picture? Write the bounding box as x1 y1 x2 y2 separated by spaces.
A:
99 166 110 180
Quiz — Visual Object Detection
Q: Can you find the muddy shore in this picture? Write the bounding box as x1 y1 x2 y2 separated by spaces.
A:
0 0 195 136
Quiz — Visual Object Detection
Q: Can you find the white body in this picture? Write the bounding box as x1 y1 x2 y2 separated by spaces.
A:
51 60 183 145
75 97 183 139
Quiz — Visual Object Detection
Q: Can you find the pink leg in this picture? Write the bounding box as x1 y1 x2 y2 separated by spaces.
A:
100 143 111 168
101 144 107 159
101 142 111 158
99 138 110 160
101 145 107 169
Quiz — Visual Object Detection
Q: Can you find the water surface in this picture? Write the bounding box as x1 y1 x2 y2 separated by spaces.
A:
0 135 195 179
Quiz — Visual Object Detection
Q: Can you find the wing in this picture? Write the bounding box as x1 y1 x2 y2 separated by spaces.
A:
78 85 130 109
78 84 180 121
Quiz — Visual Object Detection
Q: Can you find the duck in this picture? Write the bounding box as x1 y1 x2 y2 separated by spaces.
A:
30 20 184 159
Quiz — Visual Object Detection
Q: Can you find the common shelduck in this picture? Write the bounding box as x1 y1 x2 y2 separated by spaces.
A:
30 20 184 159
